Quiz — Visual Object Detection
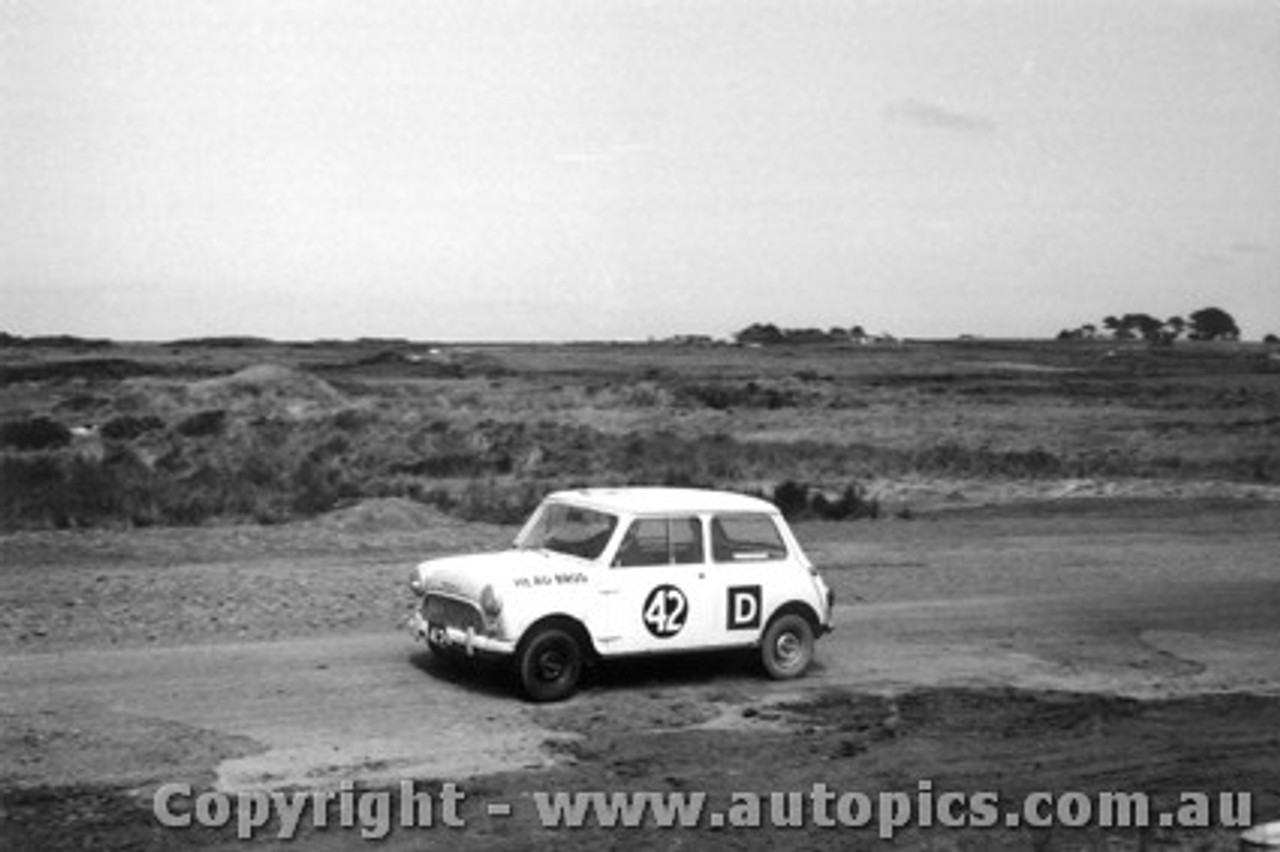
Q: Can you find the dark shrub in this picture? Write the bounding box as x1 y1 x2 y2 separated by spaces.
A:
56 394 105 413
772 480 811 519
676 381 801 411
771 480 879 521
177 409 227 437
331 408 370 432
0 448 161 529
0 454 67 526
1 417 71 451
101 414 166 441
1007 447 1062 477
292 456 344 515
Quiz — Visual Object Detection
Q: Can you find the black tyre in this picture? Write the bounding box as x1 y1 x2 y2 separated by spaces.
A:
760 613 815 679
516 627 583 702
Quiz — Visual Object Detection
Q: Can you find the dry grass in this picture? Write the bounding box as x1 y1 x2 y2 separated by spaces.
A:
2 338 1278 529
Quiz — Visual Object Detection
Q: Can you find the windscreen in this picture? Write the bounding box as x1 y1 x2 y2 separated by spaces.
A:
517 502 619 560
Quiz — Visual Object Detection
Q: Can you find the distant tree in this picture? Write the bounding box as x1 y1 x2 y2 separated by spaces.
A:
1164 316 1187 340
1188 307 1240 341
1058 323 1096 340
735 323 877 346
1264 333 1279 345
788 328 829 344
1102 316 1130 339
735 323 784 345
1120 313 1163 342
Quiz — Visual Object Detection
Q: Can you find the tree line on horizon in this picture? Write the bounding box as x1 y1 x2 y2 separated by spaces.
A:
1056 307 1266 344
734 309 1276 347
733 323 891 346
4 308 1275 349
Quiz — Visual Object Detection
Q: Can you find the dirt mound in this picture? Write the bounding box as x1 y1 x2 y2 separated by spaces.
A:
309 497 465 534
189 364 345 413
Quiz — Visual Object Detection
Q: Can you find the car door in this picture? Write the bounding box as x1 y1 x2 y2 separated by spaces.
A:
596 515 722 655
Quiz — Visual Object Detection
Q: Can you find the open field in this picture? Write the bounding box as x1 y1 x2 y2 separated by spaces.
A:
3 336 1280 529
3 336 1280 849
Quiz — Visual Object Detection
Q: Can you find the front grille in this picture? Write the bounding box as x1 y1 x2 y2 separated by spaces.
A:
423 594 484 633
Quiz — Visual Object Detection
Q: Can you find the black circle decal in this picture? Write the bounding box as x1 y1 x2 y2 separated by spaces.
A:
642 585 687 638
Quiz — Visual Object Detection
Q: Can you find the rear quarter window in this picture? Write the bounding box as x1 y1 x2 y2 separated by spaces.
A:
710 514 788 562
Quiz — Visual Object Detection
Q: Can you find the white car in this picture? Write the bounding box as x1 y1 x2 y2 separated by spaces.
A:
408 487 834 701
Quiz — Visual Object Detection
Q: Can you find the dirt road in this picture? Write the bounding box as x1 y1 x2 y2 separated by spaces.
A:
4 574 1279 793
3 499 1280 849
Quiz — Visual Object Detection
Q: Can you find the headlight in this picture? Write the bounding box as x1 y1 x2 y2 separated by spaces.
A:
480 584 502 618
408 568 424 596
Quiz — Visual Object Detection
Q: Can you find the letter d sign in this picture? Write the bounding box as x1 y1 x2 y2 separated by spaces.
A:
727 585 762 630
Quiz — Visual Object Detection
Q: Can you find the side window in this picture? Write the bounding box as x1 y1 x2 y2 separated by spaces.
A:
614 517 704 567
669 517 703 564
710 514 788 562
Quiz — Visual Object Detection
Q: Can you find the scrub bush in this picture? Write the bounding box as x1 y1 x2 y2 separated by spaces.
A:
1 417 71 451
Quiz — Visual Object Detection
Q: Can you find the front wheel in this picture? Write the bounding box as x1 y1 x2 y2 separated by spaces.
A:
516 627 583 702
761 613 815 679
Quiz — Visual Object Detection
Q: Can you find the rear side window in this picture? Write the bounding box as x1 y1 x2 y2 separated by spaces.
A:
614 517 704 567
710 514 787 562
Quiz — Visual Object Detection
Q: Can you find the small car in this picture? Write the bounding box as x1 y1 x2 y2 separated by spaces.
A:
408 487 834 701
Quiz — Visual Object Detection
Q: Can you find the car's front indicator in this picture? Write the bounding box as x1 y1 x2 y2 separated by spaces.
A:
480 584 503 634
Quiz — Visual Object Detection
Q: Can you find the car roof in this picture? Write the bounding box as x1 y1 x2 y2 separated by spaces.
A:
545 487 779 516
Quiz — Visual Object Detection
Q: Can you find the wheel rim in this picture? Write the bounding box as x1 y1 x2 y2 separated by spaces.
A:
535 644 568 682
775 631 803 668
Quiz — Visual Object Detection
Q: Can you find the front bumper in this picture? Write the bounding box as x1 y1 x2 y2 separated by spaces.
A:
407 609 516 658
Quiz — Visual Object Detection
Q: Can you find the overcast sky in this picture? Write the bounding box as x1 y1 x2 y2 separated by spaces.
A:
3 0 1278 341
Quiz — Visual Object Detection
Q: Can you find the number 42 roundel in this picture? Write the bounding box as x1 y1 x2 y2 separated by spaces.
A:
642 585 687 638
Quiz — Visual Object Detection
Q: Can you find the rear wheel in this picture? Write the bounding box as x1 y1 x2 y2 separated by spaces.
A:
760 613 814 679
516 627 583 702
